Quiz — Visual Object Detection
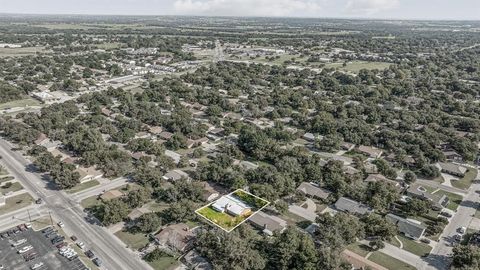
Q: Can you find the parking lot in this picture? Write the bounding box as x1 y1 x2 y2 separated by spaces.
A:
0 225 88 270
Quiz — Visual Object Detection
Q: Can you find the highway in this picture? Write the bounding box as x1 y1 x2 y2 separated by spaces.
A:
0 139 152 270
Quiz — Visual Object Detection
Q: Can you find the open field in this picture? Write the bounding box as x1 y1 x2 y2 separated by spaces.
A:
368 251 416 270
115 230 150 251
0 47 47 57
0 181 23 194
325 61 392 72
451 168 477 190
0 97 41 110
0 193 33 215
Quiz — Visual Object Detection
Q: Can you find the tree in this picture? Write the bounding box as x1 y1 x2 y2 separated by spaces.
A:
267 227 318 270
131 212 162 233
95 198 130 225
452 245 480 269
361 214 397 240
196 227 266 270
369 239 385 251
315 213 365 248
404 171 417 184
404 198 431 216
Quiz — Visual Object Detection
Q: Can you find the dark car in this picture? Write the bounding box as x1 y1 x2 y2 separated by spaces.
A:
56 242 67 249
42 227 53 234
440 211 453 218
85 250 95 259
71 235 78 241
35 198 43 204
93 258 102 266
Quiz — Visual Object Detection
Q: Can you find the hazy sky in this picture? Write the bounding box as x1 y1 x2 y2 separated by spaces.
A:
1 0 479 20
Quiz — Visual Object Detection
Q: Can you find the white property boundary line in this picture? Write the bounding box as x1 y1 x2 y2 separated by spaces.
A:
195 188 270 233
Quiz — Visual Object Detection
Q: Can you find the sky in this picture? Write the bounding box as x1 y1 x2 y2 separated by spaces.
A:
0 0 479 20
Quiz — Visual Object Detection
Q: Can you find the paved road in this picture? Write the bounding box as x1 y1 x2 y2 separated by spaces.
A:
0 204 47 231
423 169 480 270
0 139 152 270
72 177 130 202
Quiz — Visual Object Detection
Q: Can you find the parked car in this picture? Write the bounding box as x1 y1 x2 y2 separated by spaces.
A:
85 250 95 259
458 227 467 234
420 238 431 244
57 221 65 228
35 198 43 204
71 235 78 241
440 211 453 218
93 258 102 266
77 242 85 250
454 234 463 242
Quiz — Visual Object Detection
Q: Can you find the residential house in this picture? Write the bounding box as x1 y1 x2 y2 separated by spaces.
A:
365 174 401 189
164 150 181 164
443 150 463 162
34 133 49 145
386 213 426 240
249 211 287 235
334 197 373 216
296 182 332 201
211 195 252 217
148 126 163 135
75 166 104 183
154 223 195 253
341 142 355 151
288 205 317 222
438 162 467 177
302 132 317 142
200 181 220 202
357 145 383 158
159 131 174 140
183 250 213 270
100 190 123 201
162 170 189 181
406 183 449 210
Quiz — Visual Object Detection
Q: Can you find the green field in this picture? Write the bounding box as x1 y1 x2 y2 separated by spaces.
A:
196 206 245 231
0 47 47 57
451 168 477 190
147 255 179 270
0 193 34 215
325 61 392 73
396 235 432 257
368 251 416 270
81 195 102 209
0 182 24 195
0 98 41 110
115 230 150 250
66 180 100 194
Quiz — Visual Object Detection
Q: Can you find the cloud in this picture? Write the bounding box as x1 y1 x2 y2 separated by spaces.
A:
173 0 323 17
345 0 399 15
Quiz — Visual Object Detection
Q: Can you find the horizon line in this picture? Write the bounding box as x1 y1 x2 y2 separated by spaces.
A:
0 12 479 22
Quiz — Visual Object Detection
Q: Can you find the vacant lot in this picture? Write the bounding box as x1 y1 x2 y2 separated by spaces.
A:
115 230 149 251
0 193 33 215
0 98 41 110
66 180 100 194
147 254 179 270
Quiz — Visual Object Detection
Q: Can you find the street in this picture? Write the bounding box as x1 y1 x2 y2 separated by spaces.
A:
71 177 130 202
0 139 152 270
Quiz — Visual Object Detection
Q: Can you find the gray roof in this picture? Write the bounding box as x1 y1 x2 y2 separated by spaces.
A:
296 182 332 200
386 214 426 239
249 211 287 235
183 250 213 270
438 162 467 175
334 197 372 215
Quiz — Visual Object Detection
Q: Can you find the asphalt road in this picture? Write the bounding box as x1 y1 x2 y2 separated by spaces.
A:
71 177 129 202
0 139 152 270
424 168 480 270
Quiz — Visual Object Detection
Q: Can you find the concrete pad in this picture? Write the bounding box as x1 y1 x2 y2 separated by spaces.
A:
469 217 480 230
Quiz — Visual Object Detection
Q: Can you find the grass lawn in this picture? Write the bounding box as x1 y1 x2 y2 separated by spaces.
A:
396 235 432 257
347 242 371 257
31 217 53 231
0 98 41 110
115 230 150 251
0 193 33 215
0 47 47 57
369 251 416 270
0 176 14 183
196 206 246 231
81 196 102 209
0 182 23 194
0 168 8 176
147 255 179 270
325 61 392 73
66 180 100 194
451 168 477 190
434 190 463 211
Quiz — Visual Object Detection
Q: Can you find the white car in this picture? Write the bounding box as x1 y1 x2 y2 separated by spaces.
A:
57 221 65 228
31 262 44 270
18 245 33 254
77 241 85 250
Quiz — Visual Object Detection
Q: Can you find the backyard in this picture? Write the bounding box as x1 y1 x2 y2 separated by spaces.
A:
196 206 245 231
115 230 150 251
